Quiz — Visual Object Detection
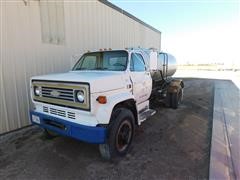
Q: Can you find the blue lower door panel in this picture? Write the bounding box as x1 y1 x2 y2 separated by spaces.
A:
30 111 107 144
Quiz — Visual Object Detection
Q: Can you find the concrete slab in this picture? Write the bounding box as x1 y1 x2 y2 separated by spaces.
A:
209 81 240 180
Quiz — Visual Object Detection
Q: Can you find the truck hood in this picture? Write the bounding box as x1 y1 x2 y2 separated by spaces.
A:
31 71 127 93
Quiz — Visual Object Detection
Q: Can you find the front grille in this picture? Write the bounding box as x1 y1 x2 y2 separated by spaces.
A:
32 81 90 111
67 112 76 119
41 87 74 102
50 108 66 117
43 106 76 120
43 106 49 113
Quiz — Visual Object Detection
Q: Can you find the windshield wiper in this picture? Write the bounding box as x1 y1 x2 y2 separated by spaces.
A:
74 68 87 71
93 68 108 70
74 67 108 71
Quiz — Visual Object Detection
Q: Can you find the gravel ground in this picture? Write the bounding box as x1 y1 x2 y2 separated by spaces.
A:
0 78 214 180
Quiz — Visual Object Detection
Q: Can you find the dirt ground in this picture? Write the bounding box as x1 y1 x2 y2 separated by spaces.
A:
0 78 214 180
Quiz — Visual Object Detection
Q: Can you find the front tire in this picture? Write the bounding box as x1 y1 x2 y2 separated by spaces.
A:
99 108 135 160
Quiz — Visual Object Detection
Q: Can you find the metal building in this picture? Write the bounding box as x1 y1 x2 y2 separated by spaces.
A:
0 0 161 134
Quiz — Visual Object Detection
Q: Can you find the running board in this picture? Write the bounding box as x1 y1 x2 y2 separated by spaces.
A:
138 109 156 125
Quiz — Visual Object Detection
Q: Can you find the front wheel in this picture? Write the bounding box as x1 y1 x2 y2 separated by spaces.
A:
99 108 135 160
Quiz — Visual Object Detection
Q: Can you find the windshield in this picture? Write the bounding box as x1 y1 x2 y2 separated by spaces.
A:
72 50 128 71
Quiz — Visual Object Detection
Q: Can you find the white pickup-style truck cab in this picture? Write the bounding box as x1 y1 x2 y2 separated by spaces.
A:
30 48 183 159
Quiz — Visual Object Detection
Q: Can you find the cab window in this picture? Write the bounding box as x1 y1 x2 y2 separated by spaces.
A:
72 51 128 71
130 53 145 72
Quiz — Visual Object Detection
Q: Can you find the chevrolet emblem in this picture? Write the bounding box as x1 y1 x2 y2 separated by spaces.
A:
50 90 60 97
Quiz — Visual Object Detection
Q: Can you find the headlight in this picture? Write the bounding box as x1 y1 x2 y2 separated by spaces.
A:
34 86 41 96
76 90 85 103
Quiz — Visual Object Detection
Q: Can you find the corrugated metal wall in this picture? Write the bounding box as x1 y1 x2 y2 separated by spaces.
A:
0 0 161 134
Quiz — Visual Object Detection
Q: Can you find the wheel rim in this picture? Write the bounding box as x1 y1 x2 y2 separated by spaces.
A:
116 120 132 152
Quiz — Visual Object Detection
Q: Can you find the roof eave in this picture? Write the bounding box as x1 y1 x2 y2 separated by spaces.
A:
98 0 161 35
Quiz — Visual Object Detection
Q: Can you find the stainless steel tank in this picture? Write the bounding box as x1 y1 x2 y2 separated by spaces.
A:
147 52 177 81
137 49 177 81
158 52 177 77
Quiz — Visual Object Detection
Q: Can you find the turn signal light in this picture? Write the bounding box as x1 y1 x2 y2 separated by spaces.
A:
97 96 107 104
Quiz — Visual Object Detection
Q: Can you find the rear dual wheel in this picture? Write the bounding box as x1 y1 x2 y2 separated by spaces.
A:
99 108 134 160
167 87 183 109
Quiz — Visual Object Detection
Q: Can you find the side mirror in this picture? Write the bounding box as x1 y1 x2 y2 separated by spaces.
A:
149 52 158 70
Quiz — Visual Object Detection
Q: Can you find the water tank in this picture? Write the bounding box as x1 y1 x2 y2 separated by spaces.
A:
149 52 177 81
139 49 177 80
159 53 177 77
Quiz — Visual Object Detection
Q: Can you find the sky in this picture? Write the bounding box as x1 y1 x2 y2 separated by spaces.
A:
110 0 240 65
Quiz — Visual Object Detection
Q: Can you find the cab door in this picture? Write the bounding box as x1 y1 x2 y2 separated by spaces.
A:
129 52 152 104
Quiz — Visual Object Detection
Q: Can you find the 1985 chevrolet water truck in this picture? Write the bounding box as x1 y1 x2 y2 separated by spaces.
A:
30 48 184 159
